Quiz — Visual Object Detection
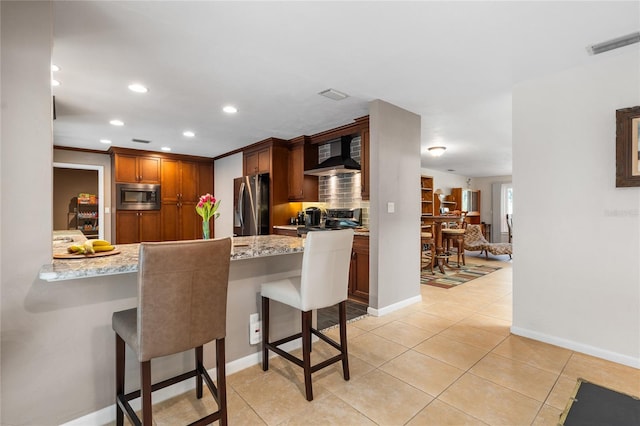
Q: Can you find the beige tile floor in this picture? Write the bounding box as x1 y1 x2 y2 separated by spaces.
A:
117 254 640 425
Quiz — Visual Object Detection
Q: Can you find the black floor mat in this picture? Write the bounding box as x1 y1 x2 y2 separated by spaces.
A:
317 300 368 330
560 379 640 425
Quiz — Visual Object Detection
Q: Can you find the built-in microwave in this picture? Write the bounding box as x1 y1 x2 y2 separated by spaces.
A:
115 183 161 210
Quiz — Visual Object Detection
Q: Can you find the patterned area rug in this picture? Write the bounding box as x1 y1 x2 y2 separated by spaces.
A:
318 300 368 331
421 264 501 289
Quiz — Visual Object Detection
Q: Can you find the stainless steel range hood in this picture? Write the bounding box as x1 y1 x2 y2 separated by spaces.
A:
304 135 361 177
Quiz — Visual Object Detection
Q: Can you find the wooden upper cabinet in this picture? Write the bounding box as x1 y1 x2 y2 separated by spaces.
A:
288 136 318 201
198 162 214 195
114 153 160 183
244 146 270 175
161 159 179 202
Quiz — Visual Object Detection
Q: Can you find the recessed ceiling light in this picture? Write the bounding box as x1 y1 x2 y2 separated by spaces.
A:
161 147 171 152
128 83 148 93
110 119 124 126
318 88 349 101
428 146 446 157
51 79 60 87
183 130 195 137
51 64 60 72
222 105 238 114
99 139 112 144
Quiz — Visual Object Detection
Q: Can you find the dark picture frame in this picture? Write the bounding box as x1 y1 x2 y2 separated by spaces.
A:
616 106 640 187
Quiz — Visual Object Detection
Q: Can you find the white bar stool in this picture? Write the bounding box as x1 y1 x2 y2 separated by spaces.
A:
261 229 354 401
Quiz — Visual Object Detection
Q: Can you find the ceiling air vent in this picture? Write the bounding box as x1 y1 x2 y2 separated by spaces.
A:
132 138 151 144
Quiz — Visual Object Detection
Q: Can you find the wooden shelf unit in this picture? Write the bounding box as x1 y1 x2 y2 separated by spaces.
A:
420 175 434 232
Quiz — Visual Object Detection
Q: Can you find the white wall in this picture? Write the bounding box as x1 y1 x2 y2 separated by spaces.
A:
512 50 640 368
214 153 243 238
369 100 422 313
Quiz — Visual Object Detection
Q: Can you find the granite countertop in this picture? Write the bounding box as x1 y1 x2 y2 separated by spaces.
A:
273 225 370 236
40 235 305 282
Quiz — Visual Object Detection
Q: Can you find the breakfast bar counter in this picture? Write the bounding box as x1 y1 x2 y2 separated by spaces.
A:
40 235 305 282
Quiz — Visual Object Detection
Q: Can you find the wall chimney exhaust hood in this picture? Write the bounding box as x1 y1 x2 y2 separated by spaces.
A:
304 135 361 177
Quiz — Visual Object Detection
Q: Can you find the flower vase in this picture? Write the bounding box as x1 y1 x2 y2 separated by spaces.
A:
202 220 210 240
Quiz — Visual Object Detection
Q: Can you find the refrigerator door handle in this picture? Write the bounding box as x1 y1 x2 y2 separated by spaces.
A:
238 181 245 229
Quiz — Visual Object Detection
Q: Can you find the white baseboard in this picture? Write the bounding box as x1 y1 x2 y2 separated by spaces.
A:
61 339 306 426
367 294 422 317
511 326 640 369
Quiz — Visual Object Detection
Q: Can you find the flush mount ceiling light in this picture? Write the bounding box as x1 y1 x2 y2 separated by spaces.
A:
161 147 171 152
128 83 148 93
183 130 195 137
428 146 446 157
99 139 112 144
110 119 124 126
222 105 238 114
587 31 640 55
318 88 349 101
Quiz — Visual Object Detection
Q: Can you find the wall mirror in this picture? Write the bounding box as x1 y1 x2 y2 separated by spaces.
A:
616 106 640 187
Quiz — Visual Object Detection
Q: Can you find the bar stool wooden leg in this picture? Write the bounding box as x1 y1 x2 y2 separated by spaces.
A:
216 338 228 426
115 334 125 426
141 361 152 425
262 296 270 372
195 346 203 399
302 310 313 401
339 301 350 381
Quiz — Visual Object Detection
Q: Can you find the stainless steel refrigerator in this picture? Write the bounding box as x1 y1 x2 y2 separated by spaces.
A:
233 173 270 236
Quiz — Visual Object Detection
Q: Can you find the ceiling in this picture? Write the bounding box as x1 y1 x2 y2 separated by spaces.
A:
51 1 640 177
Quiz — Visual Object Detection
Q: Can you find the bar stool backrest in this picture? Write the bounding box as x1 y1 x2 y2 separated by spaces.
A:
300 229 354 311
137 238 231 361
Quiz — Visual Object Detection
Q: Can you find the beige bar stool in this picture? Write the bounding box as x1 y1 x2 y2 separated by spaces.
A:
112 238 231 426
261 229 354 401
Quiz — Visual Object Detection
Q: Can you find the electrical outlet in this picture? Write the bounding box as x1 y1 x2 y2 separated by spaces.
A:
249 313 261 345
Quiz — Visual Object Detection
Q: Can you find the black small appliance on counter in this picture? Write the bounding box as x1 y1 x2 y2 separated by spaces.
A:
297 208 362 235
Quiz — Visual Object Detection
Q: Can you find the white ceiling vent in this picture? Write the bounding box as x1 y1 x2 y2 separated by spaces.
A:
318 88 349 101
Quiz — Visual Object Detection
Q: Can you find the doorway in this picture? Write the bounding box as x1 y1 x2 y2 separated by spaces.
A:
53 162 105 240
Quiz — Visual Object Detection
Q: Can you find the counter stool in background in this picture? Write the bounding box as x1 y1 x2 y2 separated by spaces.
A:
421 231 435 274
261 229 354 401
112 238 232 426
442 216 467 267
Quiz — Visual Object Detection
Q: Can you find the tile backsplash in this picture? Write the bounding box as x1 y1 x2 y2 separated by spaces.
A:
313 136 369 227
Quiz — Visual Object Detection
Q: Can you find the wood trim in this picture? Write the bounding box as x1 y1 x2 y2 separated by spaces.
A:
54 145 110 155
108 146 214 163
309 116 369 145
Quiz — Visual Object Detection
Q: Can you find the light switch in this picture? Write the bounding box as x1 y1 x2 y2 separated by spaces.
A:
387 202 395 213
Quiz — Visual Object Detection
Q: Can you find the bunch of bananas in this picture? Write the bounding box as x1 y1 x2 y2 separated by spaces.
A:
67 239 115 255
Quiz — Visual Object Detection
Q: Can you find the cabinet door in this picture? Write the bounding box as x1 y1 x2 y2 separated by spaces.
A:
180 161 199 202
180 202 199 240
257 148 270 173
139 211 161 242
161 159 179 202
360 128 370 200
138 156 161 183
288 144 304 200
349 236 369 304
114 155 138 183
161 203 179 241
115 211 140 244
244 151 259 176
198 162 214 196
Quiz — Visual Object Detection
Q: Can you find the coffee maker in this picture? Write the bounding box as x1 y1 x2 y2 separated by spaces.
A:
304 207 322 227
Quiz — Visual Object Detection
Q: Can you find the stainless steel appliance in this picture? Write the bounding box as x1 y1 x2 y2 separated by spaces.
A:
233 173 270 236
325 208 362 229
115 183 161 210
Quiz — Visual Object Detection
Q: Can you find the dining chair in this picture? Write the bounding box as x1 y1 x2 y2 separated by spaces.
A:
112 238 232 426
442 214 467 267
261 229 354 401
506 213 513 243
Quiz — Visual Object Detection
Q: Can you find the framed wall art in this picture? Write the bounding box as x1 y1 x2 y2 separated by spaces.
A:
616 106 640 187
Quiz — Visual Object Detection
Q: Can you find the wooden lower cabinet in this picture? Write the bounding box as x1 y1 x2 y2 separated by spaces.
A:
349 235 369 304
160 202 200 241
115 211 161 244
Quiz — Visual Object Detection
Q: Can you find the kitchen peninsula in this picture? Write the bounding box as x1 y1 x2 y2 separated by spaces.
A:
39 232 311 399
